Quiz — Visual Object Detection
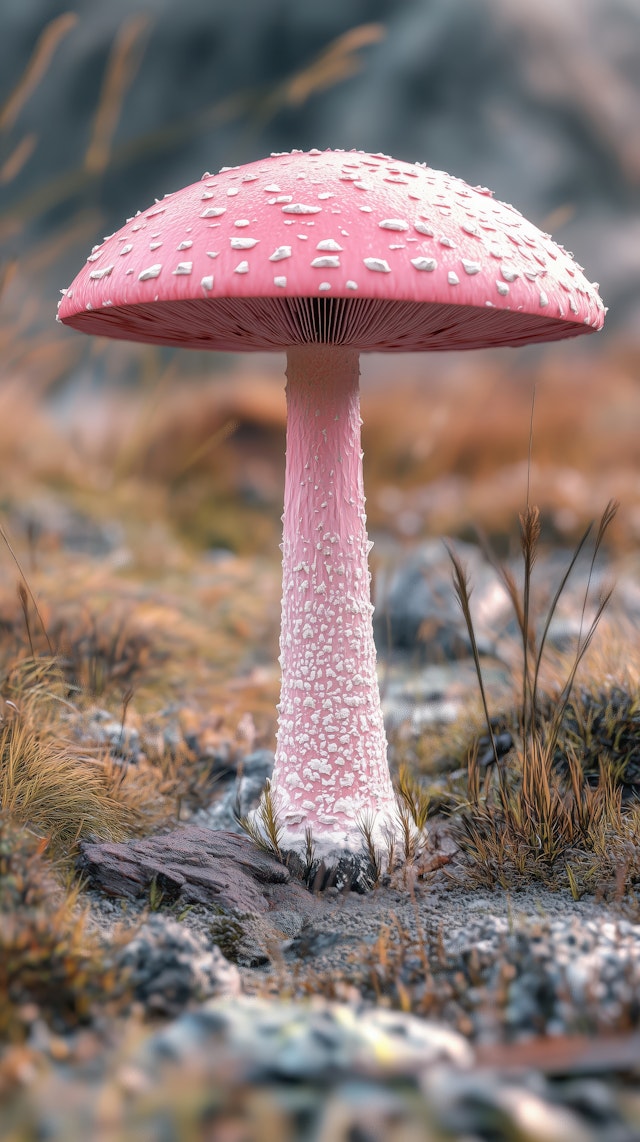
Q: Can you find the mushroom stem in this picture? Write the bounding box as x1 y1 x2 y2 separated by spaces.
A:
265 343 400 857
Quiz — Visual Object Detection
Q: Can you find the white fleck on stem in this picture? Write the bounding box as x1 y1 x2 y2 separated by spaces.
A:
263 343 400 856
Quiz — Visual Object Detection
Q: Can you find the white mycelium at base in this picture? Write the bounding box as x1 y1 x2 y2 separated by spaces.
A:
252 344 402 858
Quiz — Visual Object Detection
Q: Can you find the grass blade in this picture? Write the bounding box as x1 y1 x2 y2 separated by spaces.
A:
446 542 500 770
531 521 593 715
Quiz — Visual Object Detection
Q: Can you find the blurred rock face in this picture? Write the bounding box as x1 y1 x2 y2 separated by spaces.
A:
2 0 639 330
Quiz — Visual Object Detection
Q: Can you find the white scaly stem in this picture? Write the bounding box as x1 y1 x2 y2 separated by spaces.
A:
259 344 401 858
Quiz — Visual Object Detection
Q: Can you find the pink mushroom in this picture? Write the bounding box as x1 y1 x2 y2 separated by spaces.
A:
57 149 605 862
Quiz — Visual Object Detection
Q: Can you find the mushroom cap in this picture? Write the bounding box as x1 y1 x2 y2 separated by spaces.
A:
58 149 605 352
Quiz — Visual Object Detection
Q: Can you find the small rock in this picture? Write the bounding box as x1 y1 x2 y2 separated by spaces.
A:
81 707 142 763
284 925 345 960
422 1069 594 1142
374 539 511 660
140 996 473 1078
193 750 274 832
116 914 240 1016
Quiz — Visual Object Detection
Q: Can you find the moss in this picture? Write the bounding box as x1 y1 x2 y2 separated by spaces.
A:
552 683 640 794
208 909 248 963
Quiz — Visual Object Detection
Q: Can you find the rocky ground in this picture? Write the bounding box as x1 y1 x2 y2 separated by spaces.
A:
3 536 640 1139
8 862 640 1140
10 829 640 1138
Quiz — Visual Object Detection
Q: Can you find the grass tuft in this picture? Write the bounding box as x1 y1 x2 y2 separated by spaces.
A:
446 501 634 891
0 658 169 856
355 811 383 886
236 778 283 862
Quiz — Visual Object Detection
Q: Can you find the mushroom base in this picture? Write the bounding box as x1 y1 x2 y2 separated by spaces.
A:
261 807 411 864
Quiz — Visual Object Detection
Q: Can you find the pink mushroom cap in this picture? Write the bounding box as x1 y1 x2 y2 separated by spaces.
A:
58 149 605 349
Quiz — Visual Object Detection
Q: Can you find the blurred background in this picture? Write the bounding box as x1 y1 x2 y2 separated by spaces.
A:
0 0 639 571
2 7 640 1116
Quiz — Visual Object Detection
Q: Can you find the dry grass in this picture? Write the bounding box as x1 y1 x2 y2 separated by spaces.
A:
0 813 130 1043
0 658 173 854
444 500 640 894
237 779 283 862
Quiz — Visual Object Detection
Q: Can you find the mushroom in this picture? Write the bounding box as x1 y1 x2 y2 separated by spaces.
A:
57 149 605 862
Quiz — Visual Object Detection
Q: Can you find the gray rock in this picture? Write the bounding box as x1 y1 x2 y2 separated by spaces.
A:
11 498 125 557
81 707 142 763
192 749 273 832
374 539 510 659
116 913 240 1016
140 995 473 1077
283 923 345 960
421 1068 595 1142
78 825 289 914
